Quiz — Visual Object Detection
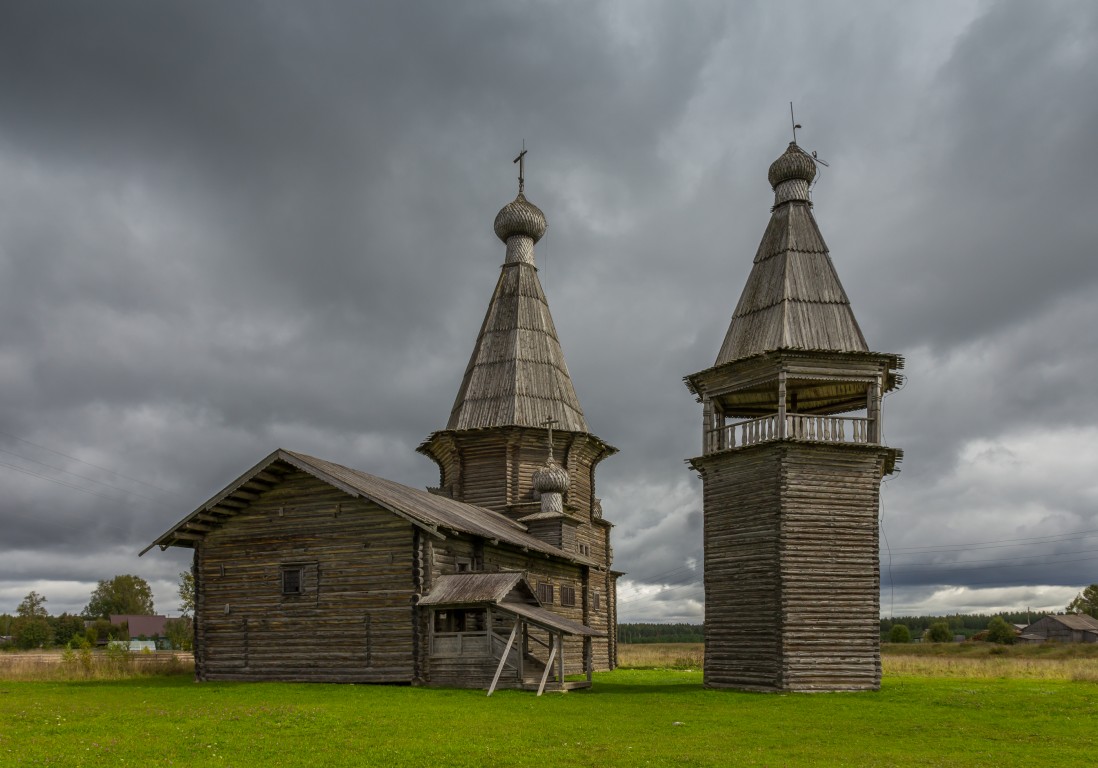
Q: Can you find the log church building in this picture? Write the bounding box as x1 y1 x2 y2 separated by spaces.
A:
146 134 901 696
145 154 619 693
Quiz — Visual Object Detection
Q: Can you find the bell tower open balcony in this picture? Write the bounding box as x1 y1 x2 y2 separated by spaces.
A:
687 349 903 458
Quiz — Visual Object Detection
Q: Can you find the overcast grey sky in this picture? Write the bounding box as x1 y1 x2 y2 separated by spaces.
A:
2 1 1097 622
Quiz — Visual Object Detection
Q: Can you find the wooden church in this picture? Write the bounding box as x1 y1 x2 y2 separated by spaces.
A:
144 156 619 693
685 140 902 691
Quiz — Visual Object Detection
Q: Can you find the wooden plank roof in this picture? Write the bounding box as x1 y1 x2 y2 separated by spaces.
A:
445 257 588 433
502 602 605 637
419 573 603 636
141 448 593 565
715 150 870 365
417 572 533 605
1038 614 1098 631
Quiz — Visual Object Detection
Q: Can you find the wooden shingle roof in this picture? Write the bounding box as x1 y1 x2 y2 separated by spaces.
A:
715 143 869 365
419 573 604 636
417 572 533 605
445 193 588 433
141 448 596 565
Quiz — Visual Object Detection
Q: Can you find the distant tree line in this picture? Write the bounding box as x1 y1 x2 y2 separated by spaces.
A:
617 623 704 644
880 612 1037 641
1 572 194 651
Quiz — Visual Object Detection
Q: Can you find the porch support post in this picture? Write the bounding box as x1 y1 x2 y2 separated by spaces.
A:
518 621 525 682
538 635 558 697
487 620 520 697
584 636 592 683
557 633 565 684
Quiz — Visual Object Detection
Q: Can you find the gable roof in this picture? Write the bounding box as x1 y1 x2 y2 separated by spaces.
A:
1043 613 1098 631
141 448 595 565
109 614 169 639
715 143 869 366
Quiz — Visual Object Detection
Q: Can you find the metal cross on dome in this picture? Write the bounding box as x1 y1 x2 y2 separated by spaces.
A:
514 141 527 194
541 417 558 461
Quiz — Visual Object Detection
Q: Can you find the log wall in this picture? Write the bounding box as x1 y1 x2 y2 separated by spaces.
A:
697 442 889 691
195 470 416 683
420 425 617 668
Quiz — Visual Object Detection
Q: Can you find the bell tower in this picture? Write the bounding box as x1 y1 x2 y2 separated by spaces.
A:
685 140 902 692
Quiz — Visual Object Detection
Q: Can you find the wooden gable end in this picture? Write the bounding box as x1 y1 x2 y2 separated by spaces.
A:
193 469 420 683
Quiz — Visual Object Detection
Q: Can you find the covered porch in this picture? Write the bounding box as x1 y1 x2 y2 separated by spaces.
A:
419 572 604 696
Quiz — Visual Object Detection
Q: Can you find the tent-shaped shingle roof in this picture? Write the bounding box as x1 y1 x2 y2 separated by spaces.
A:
445 191 588 433
715 142 869 365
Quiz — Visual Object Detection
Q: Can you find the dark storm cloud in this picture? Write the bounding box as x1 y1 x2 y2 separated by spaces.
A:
1 1 1095 619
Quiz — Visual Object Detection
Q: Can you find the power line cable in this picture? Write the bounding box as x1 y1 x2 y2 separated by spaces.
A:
0 428 180 497
0 445 174 507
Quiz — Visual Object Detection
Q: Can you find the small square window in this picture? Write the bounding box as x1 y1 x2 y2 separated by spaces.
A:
537 582 554 605
560 585 576 607
282 567 303 595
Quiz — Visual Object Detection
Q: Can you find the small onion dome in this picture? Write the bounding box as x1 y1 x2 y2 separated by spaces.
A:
532 458 569 495
493 192 547 243
767 142 817 189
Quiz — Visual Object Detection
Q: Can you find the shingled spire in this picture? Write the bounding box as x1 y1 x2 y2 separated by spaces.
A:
419 153 616 555
443 184 588 432
715 142 869 365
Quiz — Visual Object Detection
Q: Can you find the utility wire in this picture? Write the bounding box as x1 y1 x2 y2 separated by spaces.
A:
0 428 180 497
0 445 173 507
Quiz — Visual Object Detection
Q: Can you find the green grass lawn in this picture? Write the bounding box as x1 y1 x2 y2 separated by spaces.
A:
2 668 1095 767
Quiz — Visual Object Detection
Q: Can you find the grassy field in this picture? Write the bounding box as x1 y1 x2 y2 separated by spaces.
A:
620 642 1098 680
1 646 1096 767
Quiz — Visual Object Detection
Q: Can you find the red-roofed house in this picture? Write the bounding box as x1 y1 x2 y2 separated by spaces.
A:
110 614 169 640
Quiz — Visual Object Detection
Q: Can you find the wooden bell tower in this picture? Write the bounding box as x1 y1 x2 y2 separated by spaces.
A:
685 140 903 692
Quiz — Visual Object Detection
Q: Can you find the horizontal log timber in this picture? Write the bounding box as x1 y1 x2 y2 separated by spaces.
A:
696 441 888 692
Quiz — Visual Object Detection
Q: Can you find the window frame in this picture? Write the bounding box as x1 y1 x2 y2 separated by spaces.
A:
560 584 576 607
281 566 304 596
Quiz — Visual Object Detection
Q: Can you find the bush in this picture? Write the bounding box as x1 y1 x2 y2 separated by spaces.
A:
889 624 912 643
986 616 1016 645
925 621 953 643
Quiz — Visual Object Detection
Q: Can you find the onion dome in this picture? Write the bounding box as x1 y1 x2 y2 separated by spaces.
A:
767 142 817 189
532 458 570 495
493 193 547 243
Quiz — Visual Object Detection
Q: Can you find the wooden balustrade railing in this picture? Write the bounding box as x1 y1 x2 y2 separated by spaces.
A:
705 413 873 453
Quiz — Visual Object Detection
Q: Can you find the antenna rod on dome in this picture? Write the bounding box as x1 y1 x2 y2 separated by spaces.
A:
514 140 527 194
541 417 558 461
790 102 802 144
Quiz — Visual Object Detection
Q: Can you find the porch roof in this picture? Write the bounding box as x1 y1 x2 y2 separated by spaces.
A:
418 573 530 605
499 602 605 637
419 572 605 637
